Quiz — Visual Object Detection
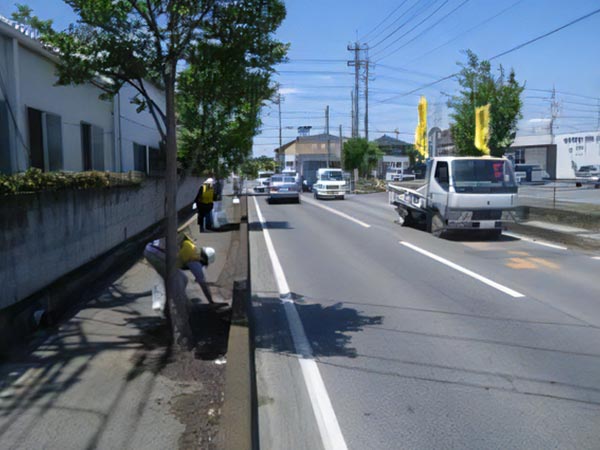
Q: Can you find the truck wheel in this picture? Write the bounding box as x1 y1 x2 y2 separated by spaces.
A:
486 229 502 239
428 213 445 238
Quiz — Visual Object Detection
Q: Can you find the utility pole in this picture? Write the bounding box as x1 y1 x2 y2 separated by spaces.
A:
325 105 330 168
339 124 343 168
347 43 369 139
275 93 283 170
351 90 355 137
364 59 369 141
550 86 559 144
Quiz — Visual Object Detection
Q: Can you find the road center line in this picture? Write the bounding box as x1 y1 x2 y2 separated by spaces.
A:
399 241 526 298
503 232 567 250
302 196 371 228
252 196 348 450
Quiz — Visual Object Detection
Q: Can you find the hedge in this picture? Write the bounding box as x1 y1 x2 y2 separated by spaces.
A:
0 168 141 195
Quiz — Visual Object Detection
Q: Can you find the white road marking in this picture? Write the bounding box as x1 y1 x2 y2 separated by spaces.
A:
592 256 600 260
400 241 525 298
302 196 371 228
252 196 348 450
503 232 568 250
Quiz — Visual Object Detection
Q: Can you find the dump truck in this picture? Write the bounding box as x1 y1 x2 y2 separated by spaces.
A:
388 157 518 237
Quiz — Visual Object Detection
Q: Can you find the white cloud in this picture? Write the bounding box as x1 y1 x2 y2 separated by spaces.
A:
279 87 300 95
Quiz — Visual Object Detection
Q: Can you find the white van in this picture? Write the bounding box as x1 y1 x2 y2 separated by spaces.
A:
312 168 347 200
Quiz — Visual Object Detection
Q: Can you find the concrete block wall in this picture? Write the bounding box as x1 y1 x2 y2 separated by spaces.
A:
0 175 201 310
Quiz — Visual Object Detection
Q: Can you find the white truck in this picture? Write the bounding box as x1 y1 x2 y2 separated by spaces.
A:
388 156 518 237
312 168 347 200
385 168 416 182
253 170 274 193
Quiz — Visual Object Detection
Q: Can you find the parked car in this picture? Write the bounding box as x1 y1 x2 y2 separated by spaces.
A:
268 175 301 203
575 164 600 179
385 168 416 182
514 164 549 183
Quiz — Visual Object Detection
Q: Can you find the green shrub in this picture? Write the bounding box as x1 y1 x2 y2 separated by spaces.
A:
0 168 140 195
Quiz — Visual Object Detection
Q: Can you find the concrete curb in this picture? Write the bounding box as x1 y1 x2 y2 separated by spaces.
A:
510 205 600 252
217 194 257 450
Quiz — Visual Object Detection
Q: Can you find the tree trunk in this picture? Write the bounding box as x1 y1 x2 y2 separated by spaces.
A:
164 69 193 350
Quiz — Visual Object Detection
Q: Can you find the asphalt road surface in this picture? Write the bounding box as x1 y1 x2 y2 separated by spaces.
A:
249 191 600 450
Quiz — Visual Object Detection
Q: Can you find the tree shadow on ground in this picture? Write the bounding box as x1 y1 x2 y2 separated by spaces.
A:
252 293 383 358
249 221 293 231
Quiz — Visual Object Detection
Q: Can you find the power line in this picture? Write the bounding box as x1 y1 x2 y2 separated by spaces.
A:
359 0 412 42
374 0 470 62
379 6 600 103
369 0 437 49
371 0 450 57
489 7 600 62
408 0 526 63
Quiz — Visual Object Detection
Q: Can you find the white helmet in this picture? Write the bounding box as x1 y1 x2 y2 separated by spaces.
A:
201 247 216 265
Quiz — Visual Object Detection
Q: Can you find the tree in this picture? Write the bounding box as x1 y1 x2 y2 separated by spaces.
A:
342 138 383 177
177 0 287 176
447 50 524 156
11 3 54 36
37 0 283 349
240 156 277 179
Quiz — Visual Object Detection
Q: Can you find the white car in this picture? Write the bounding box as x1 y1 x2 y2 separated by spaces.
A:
313 168 347 200
253 170 274 193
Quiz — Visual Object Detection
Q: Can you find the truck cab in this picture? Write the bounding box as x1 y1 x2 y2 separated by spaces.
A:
254 170 274 193
390 157 518 237
312 168 347 200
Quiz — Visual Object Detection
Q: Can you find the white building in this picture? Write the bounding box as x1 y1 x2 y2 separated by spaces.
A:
509 131 600 179
0 16 165 175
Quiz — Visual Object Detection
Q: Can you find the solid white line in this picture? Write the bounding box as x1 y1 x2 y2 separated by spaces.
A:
592 256 600 260
400 241 526 298
252 196 348 450
503 232 567 250
302 196 371 228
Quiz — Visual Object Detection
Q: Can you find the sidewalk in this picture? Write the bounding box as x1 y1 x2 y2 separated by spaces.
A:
0 190 242 449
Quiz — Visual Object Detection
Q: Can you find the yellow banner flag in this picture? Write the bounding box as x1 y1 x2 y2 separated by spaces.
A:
415 96 428 158
475 104 490 154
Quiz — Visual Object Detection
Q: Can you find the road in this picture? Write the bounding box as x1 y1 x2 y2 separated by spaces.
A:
249 191 600 450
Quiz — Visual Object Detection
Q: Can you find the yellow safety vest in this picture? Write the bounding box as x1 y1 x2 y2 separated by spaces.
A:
177 239 200 268
199 185 214 204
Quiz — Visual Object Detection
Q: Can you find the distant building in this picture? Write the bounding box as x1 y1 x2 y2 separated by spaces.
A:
508 131 600 179
429 127 456 157
372 134 412 178
274 132 347 185
0 15 165 175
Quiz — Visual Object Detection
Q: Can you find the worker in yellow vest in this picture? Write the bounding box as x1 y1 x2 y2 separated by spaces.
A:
144 232 216 305
196 178 215 232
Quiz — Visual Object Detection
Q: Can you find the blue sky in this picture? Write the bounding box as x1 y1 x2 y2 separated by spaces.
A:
2 0 599 157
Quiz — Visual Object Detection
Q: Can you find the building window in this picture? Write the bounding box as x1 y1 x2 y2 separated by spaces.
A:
133 142 147 173
80 123 104 171
586 136 594 142
0 101 10 174
514 149 525 164
28 107 63 172
148 145 165 175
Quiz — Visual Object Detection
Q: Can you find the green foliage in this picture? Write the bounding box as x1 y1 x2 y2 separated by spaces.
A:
11 3 54 35
342 138 383 177
405 145 424 167
447 50 524 156
240 156 278 179
177 0 288 174
0 168 139 196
